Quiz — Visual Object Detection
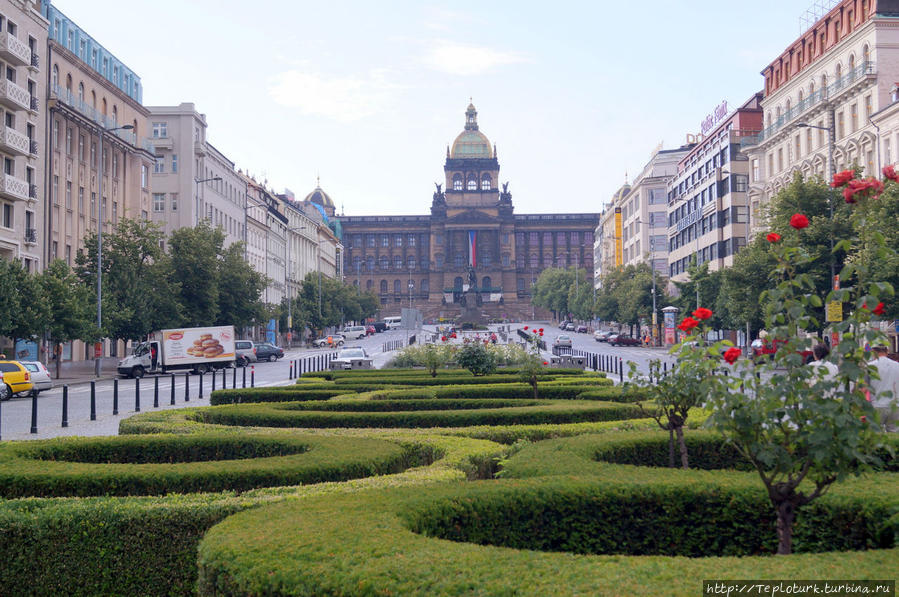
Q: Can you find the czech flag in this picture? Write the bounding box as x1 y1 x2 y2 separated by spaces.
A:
468 231 477 267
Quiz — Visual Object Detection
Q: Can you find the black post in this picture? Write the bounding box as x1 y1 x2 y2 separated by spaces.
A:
251 366 255 388
232 366 237 389
184 372 190 402
30 388 37 434
170 374 176 405
90 381 96 421
199 371 204 399
289 361 293 379
153 376 159 408
212 368 216 392
135 377 140 412
113 378 119 415
619 358 624 383
223 368 227 389
242 366 246 388
61 385 68 427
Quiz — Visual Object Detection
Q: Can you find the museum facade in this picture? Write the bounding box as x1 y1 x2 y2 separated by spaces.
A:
337 103 600 320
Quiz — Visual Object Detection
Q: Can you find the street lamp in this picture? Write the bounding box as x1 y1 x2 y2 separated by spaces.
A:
194 176 222 226
95 123 133 377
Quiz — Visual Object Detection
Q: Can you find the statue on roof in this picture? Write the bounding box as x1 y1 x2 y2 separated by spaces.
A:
432 182 446 206
499 181 512 204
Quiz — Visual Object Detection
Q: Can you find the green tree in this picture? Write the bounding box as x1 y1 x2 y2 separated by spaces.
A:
566 268 595 321
168 223 224 326
456 342 497 376
38 260 95 378
0 259 48 347
531 267 574 319
216 242 267 328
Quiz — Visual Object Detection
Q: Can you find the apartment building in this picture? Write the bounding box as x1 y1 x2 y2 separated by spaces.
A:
593 182 629 288
745 0 899 230
242 173 288 305
0 0 45 274
146 103 245 249
667 94 763 285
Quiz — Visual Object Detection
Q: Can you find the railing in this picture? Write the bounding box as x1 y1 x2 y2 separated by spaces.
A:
24 228 36 244
0 32 31 65
29 96 38 112
0 126 29 154
30 52 38 69
0 79 30 111
29 184 37 199
29 139 37 155
748 60 875 146
50 84 155 153
0 173 29 201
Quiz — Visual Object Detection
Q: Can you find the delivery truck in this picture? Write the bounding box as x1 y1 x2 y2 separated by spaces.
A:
117 325 236 378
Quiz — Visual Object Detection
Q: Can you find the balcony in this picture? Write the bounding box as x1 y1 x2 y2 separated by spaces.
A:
194 139 207 156
748 60 876 147
0 32 31 66
0 79 30 112
0 126 29 156
0 172 29 202
24 228 36 245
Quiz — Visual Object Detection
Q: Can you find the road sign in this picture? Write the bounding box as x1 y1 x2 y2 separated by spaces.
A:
826 301 842 322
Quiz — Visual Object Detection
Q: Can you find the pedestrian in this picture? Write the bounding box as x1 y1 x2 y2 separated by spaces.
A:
811 343 839 397
868 345 899 432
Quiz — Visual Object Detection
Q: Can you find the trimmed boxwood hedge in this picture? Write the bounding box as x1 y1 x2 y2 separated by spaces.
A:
190 400 643 429
302 367 593 381
195 475 899 596
209 387 352 405
0 433 426 497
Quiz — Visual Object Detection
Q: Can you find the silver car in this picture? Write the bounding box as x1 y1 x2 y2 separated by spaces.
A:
553 334 573 348
235 340 258 366
330 347 372 370
19 361 52 395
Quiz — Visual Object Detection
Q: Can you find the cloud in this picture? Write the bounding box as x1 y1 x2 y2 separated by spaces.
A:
421 42 528 76
268 68 401 123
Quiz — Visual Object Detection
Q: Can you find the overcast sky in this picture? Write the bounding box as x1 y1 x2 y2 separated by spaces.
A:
58 0 818 215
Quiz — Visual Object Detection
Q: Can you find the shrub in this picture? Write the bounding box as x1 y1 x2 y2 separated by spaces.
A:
456 343 498 376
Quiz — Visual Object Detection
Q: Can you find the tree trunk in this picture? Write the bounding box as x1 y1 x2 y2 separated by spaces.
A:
775 499 796 555
54 343 61 379
675 424 689 469
530 379 538 399
668 427 676 468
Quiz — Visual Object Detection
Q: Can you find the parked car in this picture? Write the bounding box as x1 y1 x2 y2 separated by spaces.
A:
751 339 814 363
608 334 641 347
559 321 571 329
235 340 258 367
19 361 51 395
343 326 367 340
365 325 376 336
0 372 7 400
0 360 33 397
254 343 284 362
575 325 588 333
372 322 388 333
553 334 573 348
329 347 373 370
313 334 345 348
593 330 612 342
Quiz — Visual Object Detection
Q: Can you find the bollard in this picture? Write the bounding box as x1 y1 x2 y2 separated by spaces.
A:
113 378 119 415
663 362 668 376
212 368 216 392
619 358 624 383
251 366 255 388
242 366 246 388
154 376 159 408
170 374 176 405
223 368 227 389
289 361 293 379
232 366 237 389
199 371 204 399
90 381 97 421
184 372 190 402
30 388 38 434
61 385 68 428
135 377 141 412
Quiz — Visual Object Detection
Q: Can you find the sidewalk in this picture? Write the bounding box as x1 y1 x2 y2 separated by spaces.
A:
44 356 121 388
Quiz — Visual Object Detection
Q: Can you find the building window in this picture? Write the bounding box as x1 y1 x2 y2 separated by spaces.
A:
152 122 167 138
367 235 375 248
394 280 402 294
381 235 389 247
467 177 477 190
154 155 164 173
408 234 415 246
394 255 403 270
171 154 178 173
380 280 388 294
453 174 462 190
379 255 389 270
394 234 402 247
153 193 165 212
2 202 11 228
407 256 416 270
90 142 96 168
481 174 491 190
141 165 148 188
171 193 178 211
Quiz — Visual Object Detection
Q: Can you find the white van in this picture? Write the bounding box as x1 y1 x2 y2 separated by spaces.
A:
343 325 367 340
383 316 402 329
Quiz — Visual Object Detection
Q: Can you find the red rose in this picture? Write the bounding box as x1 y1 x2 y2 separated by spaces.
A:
873 302 885 315
441 336 447 342
831 170 855 187
844 178 884 203
789 213 809 230
692 307 713 321
539 328 544 332
843 186 857 204
884 165 899 182
523 326 528 330
766 232 781 243
677 317 699 332
539 332 544 336
723 347 741 365
542 361 548 365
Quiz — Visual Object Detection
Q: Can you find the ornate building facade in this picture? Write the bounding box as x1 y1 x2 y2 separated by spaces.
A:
338 103 599 319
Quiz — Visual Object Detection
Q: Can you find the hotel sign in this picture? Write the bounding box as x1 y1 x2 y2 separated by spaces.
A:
701 100 728 135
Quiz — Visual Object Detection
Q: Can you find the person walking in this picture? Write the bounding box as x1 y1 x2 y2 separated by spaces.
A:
868 345 899 432
811 343 839 384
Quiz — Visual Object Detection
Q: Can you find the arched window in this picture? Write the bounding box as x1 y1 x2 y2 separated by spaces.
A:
453 174 463 191
91 90 96 110
52 64 59 88
65 73 72 93
101 97 107 117
379 255 389 270
421 278 429 293
863 44 870 65
352 279 358 287
132 119 138 137
481 276 492 290
407 255 416 270
481 174 491 190
798 89 804 103
394 280 402 294
809 81 815 96
848 54 855 72
112 106 118 126
366 279 373 290
835 63 842 81
78 82 84 104
785 99 791 115
467 176 477 190
453 276 463 290
380 280 388 294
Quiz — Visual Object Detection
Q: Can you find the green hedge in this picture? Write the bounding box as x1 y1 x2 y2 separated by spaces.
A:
0 434 424 497
191 400 643 429
196 476 899 596
278 398 546 412
303 368 590 382
209 387 351 405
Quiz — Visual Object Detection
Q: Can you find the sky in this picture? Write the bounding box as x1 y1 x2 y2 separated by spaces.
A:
56 0 822 216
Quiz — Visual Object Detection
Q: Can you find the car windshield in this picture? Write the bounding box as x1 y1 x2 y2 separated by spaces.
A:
557 335 570 341
338 349 365 359
22 363 39 372
0 363 20 372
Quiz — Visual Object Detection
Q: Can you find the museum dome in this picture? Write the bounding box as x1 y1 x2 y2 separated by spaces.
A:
450 102 493 159
303 179 334 209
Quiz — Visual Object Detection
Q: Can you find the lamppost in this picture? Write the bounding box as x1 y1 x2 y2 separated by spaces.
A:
194 176 222 226
796 122 837 295
95 123 133 377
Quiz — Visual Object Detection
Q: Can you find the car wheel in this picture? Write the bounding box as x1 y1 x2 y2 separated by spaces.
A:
132 366 145 379
2 385 10 401
268 354 277 363
196 364 209 375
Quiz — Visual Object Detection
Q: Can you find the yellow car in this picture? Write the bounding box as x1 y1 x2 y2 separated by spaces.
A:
0 361 33 398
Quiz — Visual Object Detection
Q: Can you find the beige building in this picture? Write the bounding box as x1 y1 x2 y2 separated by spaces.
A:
0 0 45 273
44 0 154 360
745 0 899 231
593 183 629 288
146 103 246 250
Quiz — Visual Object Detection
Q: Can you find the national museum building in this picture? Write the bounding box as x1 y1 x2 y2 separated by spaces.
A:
337 103 600 320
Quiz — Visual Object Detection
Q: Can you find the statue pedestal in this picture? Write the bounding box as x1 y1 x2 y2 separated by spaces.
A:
457 291 488 328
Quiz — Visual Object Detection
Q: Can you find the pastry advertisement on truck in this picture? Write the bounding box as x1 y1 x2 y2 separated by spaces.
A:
117 325 236 378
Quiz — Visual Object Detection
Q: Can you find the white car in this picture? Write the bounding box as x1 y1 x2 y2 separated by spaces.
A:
329 347 373 370
19 361 52 395
342 326 367 340
553 335 573 348
313 334 345 348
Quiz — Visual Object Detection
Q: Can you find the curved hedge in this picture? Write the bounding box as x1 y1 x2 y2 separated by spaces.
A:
196 475 899 596
0 433 424 497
